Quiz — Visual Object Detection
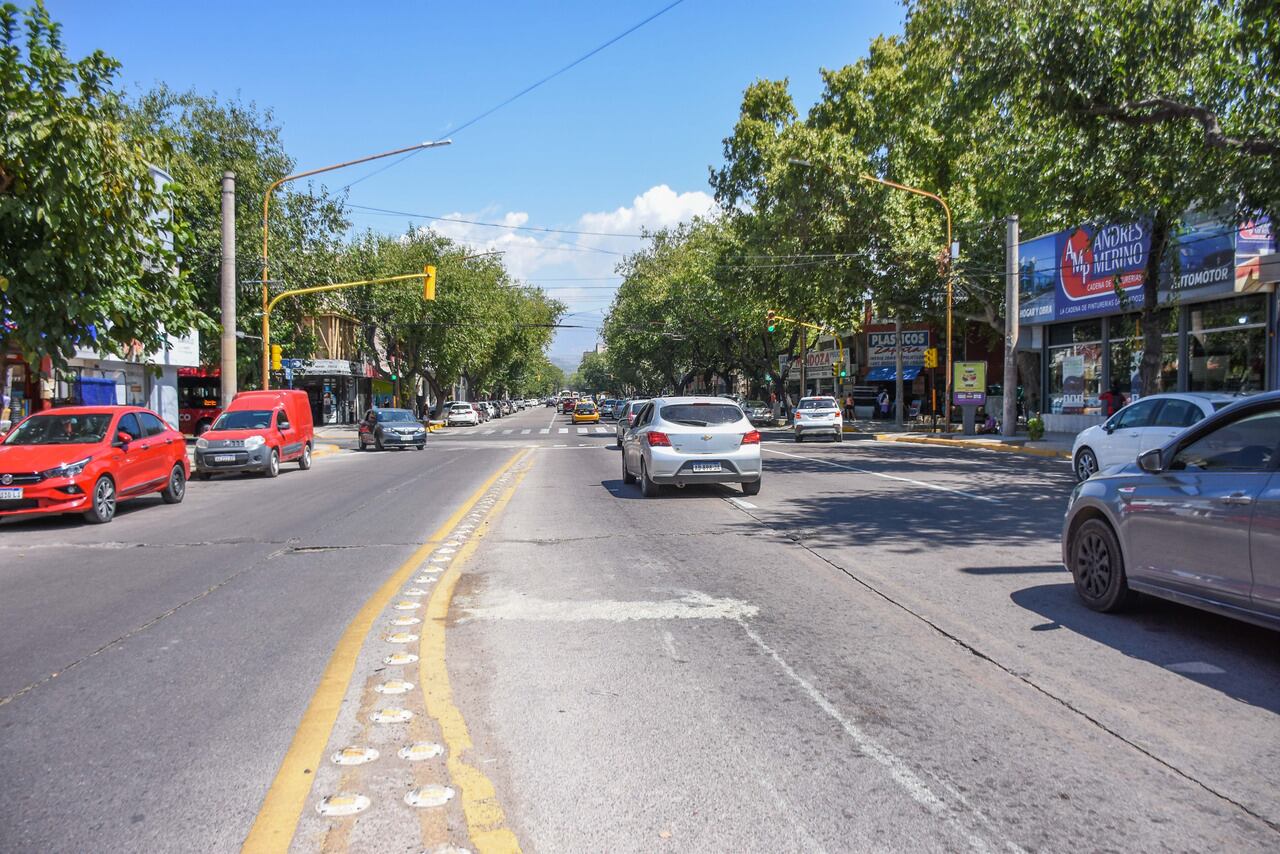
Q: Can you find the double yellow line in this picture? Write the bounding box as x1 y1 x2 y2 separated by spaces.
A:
242 449 529 853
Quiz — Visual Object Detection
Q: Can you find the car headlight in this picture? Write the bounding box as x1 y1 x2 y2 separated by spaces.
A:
195 437 209 450
41 456 92 479
244 435 266 450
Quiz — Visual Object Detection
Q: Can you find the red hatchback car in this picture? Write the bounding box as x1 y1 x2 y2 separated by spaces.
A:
0 406 189 524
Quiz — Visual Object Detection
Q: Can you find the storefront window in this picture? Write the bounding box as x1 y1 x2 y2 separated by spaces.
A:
1187 295 1268 393
1048 342 1101 414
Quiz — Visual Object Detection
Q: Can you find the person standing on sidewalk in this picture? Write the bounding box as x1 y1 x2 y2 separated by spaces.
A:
877 388 890 420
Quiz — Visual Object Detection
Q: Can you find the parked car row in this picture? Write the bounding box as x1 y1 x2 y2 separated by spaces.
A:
1 389 316 525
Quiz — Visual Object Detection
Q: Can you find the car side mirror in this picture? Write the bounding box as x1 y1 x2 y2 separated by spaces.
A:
115 431 133 446
1102 421 1115 434
1137 448 1164 473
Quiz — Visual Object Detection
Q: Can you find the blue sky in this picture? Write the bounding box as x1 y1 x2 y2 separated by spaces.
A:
49 0 906 363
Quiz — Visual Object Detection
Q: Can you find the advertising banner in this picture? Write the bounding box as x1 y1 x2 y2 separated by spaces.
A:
1235 216 1276 293
1061 354 1085 413
788 349 835 377
952 361 987 405
868 330 930 367
1019 211 1255 324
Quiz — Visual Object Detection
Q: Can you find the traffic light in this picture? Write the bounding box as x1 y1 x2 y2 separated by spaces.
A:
270 344 282 371
765 310 777 333
838 363 848 378
422 264 437 301
924 347 938 369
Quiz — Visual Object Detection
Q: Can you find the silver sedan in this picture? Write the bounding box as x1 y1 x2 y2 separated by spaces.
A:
620 396 762 497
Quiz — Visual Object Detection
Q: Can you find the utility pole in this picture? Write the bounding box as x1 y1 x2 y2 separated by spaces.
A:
220 171 237 404
894 314 904 426
1003 215 1019 437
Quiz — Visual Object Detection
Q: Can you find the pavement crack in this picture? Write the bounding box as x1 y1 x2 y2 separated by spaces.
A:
726 502 1280 837
0 564 257 709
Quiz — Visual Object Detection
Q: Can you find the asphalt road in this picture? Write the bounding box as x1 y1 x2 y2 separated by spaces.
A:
2 404 1277 852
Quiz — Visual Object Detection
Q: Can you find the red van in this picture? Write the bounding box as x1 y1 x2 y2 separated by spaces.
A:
193 389 314 479
0 406 188 524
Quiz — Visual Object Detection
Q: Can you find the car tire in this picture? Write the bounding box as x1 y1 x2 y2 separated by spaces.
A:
639 459 660 498
265 449 280 478
621 452 636 484
197 471 213 481
1069 518 1136 612
375 435 384 452
794 432 803 443
1074 447 1099 482
298 442 313 470
84 475 117 524
416 443 425 450
615 436 622 449
835 430 844 442
741 477 762 496
161 463 186 504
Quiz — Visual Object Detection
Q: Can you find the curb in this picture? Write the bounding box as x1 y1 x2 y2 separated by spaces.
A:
312 442 342 459
873 434 1071 460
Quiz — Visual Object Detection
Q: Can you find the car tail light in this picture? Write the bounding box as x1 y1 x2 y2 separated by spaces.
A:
741 430 760 445
646 431 672 447
794 412 802 420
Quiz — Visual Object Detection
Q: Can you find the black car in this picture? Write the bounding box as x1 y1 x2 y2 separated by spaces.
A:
358 408 427 451
742 400 774 427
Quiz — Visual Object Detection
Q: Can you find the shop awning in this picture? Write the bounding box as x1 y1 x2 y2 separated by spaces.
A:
865 366 923 382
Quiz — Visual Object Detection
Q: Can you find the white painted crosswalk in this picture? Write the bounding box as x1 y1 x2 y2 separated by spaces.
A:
594 426 608 434
539 428 550 434
558 428 568 434
503 429 514 434
521 429 531 434
577 427 587 434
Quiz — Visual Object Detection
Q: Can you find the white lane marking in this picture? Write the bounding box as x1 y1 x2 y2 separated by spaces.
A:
1165 661 1226 675
558 428 569 434
594 426 608 434
728 497 757 510
483 429 496 435
462 591 757 622
546 409 559 430
553 444 567 448
521 429 532 435
577 427 587 435
738 619 1006 853
763 448 997 503
539 428 550 434
503 429 514 435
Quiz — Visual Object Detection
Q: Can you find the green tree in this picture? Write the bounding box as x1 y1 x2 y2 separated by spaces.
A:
0 2 206 367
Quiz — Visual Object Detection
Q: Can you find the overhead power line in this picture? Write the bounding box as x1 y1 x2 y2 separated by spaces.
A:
346 203 648 238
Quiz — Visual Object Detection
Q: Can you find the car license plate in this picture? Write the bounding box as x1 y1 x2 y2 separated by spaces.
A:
214 454 235 463
691 462 722 473
0 487 22 500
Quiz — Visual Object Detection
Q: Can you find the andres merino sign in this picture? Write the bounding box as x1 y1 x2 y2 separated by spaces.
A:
1056 223 1149 318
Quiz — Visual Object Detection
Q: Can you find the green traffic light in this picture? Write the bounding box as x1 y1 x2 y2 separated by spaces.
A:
767 324 775 332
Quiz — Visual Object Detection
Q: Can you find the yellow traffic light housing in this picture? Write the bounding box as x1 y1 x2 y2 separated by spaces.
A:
765 310 777 333
270 344 283 371
422 265 437 301
924 347 938 369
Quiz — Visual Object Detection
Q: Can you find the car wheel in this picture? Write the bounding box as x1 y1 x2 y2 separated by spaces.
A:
615 435 622 449
265 449 280 478
416 443 425 450
741 477 762 496
375 435 384 452
197 471 213 481
161 463 186 504
639 459 660 498
83 475 117 524
835 430 844 442
298 442 313 470
1074 447 1099 482
794 431 803 443
622 453 636 485
1069 518 1135 612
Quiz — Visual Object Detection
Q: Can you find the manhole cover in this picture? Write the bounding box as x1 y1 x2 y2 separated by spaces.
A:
383 652 419 666
370 707 413 724
405 785 455 808
331 746 379 766
375 680 414 695
316 793 370 816
398 741 444 761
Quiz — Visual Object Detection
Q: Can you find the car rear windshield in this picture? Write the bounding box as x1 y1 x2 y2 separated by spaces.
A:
377 410 417 422
575 403 596 412
744 400 766 409
798 398 838 410
659 403 744 426
214 410 273 430
450 404 473 412
4 413 113 444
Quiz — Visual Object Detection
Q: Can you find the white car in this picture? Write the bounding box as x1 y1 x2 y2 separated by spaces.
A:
793 396 843 442
1071 392 1241 481
620 396 762 497
446 402 479 427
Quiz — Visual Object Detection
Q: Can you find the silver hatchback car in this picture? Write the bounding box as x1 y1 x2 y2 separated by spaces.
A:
621 396 762 497
1062 391 1280 629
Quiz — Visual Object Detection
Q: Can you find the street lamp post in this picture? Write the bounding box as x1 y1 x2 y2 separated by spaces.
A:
260 139 452 389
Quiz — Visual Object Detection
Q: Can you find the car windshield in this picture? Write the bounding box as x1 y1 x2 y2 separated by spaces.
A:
213 410 273 430
576 403 596 412
377 410 417 422
4 413 113 445
450 404 472 412
799 398 838 410
659 403 744 427
745 400 766 409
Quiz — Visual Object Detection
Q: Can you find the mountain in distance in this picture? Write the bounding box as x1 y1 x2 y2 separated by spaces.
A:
549 354 580 374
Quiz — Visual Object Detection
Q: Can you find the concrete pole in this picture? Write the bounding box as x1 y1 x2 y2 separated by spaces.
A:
894 315 904 426
1002 215 1019 437
220 171 237 405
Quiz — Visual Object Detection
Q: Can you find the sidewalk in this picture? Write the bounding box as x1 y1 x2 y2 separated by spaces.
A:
866 427 1074 460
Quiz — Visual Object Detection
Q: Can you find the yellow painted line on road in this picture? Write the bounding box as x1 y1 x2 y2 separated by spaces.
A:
311 443 341 459
420 450 534 854
241 449 528 854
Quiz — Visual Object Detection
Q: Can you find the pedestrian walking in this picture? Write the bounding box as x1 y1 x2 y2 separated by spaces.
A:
844 392 854 421
877 388 890 420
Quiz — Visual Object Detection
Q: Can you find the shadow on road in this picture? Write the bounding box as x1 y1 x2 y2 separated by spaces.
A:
1011 581 1280 714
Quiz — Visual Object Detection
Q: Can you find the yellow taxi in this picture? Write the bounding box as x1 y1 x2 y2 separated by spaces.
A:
572 401 600 423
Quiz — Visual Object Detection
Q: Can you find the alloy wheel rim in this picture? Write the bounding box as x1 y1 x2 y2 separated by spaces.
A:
271 453 279 475
96 480 115 518
172 468 184 498
1077 452 1096 479
1076 532 1112 598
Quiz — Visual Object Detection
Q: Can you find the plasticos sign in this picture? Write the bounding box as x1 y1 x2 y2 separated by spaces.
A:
1018 211 1270 323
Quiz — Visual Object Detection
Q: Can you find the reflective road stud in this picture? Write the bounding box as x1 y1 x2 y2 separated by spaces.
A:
331 746 379 766
405 785 456 808
393 600 422 611
316 793 371 817
403 588 429 597
374 680 414 695
370 707 414 724
383 651 419 666
398 741 445 761
390 616 421 626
